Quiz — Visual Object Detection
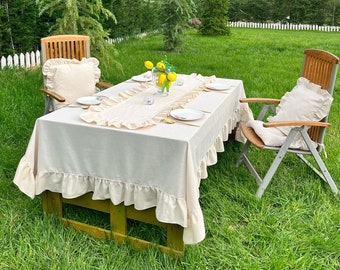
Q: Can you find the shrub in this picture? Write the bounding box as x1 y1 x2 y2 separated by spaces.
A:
199 0 230 36
159 0 196 51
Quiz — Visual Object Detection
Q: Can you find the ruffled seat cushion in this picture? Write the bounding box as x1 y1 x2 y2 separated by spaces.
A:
246 77 333 150
42 58 101 108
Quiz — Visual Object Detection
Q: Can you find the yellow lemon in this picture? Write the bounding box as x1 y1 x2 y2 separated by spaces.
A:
157 73 166 86
156 61 165 70
167 72 177 82
144 60 153 69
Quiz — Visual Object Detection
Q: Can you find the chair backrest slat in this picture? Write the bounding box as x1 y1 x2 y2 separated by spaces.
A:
41 35 90 64
300 49 339 146
301 49 339 93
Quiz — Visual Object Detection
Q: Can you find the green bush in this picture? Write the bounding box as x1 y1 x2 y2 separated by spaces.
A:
159 0 196 51
199 0 230 36
107 0 159 39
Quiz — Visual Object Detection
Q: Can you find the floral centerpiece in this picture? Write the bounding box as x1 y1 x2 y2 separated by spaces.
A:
144 56 177 94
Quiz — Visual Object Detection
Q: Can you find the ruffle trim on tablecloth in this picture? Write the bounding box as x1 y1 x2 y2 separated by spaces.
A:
196 104 247 181
13 101 252 245
13 156 37 199
80 74 216 129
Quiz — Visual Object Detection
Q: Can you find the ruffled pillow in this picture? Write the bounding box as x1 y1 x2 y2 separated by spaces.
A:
268 77 333 135
246 120 287 146
246 120 314 150
42 58 101 108
247 77 333 150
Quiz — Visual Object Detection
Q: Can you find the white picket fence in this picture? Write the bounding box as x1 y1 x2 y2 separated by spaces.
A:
230 21 340 31
1 23 340 70
1 50 41 70
0 33 148 70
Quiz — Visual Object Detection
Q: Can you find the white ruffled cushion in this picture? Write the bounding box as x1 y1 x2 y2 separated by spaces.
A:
246 120 287 146
247 77 333 150
268 77 333 135
42 58 101 108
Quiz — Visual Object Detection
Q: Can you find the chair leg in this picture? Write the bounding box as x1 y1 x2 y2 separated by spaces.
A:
255 131 296 198
242 152 263 186
298 129 339 195
44 95 55 114
239 127 338 197
236 140 265 185
239 129 298 198
236 140 251 167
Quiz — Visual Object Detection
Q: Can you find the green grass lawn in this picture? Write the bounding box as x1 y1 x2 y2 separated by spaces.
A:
1 28 340 269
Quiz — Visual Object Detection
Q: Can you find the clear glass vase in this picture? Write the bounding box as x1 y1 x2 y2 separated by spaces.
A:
152 68 169 97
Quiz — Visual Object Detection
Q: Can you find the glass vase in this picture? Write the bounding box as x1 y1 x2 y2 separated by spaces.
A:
152 68 169 97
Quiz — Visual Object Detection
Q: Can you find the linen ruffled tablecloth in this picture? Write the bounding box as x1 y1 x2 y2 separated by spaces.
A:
13 73 253 245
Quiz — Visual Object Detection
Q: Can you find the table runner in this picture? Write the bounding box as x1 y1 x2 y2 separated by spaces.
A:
80 74 214 129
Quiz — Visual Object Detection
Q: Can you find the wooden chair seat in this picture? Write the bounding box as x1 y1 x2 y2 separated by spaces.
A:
239 122 265 149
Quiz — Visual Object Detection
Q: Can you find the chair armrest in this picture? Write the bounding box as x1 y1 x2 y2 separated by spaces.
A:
263 121 330 128
96 81 113 89
40 88 66 102
240 98 281 104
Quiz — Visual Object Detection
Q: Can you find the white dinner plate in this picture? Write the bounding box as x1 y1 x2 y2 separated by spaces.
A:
205 82 231 91
170 108 204 121
77 96 101 105
131 72 152 82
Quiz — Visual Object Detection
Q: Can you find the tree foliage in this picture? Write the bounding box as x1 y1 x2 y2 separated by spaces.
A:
35 0 116 54
1 0 340 56
159 0 196 51
228 0 340 26
102 0 159 39
0 0 38 55
198 0 230 36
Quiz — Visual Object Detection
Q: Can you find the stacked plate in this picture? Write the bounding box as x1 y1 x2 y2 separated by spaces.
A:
205 82 232 91
76 96 107 105
131 72 152 82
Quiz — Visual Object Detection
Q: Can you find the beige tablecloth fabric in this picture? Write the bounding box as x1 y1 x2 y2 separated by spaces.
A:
13 74 253 245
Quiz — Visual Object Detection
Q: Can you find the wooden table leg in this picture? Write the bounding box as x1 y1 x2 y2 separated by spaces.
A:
167 224 185 251
110 203 127 244
41 192 185 256
41 191 62 216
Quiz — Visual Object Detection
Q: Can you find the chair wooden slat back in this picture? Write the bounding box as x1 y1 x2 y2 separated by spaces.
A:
300 49 339 145
41 35 90 64
301 49 339 93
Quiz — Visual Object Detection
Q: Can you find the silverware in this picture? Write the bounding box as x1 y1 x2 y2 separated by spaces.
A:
203 88 229 93
176 105 211 114
68 104 90 109
162 117 200 127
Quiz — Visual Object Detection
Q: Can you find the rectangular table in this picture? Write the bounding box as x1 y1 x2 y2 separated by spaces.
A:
14 74 253 255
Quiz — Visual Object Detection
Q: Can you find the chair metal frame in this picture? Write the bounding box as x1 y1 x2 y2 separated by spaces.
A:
236 49 339 198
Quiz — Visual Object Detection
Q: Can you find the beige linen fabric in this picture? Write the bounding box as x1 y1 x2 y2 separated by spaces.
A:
13 75 253 245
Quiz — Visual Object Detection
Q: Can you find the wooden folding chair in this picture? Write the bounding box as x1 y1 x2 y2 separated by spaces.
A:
41 35 91 64
236 49 339 198
40 35 112 114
